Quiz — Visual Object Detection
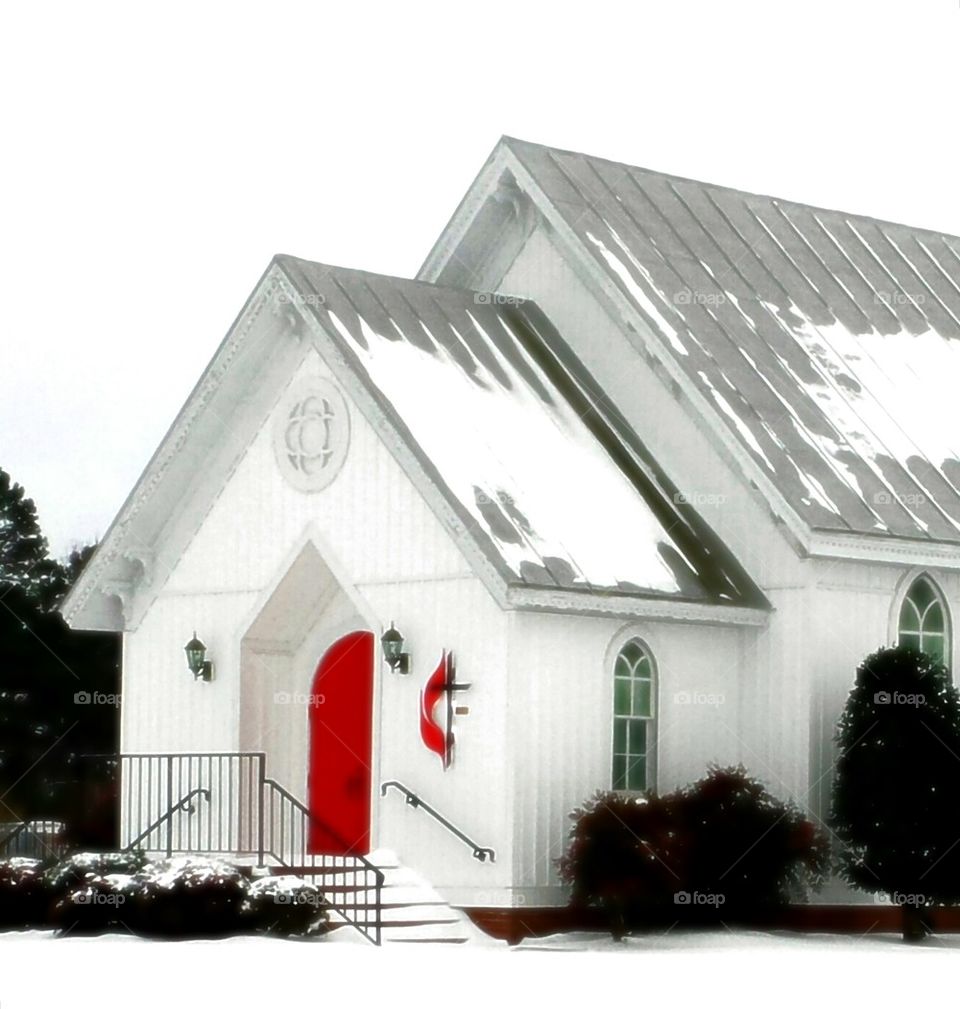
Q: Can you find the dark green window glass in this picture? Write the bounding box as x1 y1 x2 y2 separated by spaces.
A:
628 719 647 753
633 679 652 717
612 754 627 791
911 578 936 612
626 753 646 791
926 605 945 634
900 605 921 634
613 719 627 753
614 678 631 715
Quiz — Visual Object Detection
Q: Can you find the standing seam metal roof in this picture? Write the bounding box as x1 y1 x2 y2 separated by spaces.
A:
504 137 960 544
278 255 763 605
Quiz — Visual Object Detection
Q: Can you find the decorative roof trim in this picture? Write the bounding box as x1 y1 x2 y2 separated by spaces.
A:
806 531 960 568
506 584 770 626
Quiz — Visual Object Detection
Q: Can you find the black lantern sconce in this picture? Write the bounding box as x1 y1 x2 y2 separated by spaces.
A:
381 622 410 674
184 632 213 682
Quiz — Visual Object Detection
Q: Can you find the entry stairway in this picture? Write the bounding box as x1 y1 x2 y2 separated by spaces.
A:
118 753 495 946
266 849 484 944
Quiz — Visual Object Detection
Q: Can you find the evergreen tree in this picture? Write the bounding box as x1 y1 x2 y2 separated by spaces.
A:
832 645 960 941
0 468 119 841
0 467 62 605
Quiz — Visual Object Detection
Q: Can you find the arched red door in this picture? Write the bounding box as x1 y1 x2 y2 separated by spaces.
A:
307 629 374 855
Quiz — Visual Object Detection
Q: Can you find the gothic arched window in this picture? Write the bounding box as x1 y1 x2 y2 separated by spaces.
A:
612 639 656 791
898 575 950 668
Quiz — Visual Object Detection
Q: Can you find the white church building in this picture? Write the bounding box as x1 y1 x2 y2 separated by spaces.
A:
63 137 960 941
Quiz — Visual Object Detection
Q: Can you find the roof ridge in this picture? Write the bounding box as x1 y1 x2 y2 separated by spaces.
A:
273 254 522 299
500 136 960 245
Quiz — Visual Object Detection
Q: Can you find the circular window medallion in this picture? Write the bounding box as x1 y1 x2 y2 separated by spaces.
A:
273 378 350 492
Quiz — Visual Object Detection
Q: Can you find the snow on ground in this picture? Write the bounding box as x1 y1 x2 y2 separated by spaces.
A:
2 928 960 1008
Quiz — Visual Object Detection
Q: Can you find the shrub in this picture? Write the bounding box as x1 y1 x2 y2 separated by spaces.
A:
0 858 49 929
678 767 828 911
8 851 333 940
134 857 249 937
243 876 329 936
52 873 140 934
832 645 960 942
558 766 828 935
44 850 146 902
558 790 686 934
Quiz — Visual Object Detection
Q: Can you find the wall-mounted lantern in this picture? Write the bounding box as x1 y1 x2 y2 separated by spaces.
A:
184 632 213 682
381 622 410 674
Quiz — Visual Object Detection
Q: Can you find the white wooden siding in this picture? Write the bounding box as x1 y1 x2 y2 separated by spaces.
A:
121 347 512 900
506 611 759 901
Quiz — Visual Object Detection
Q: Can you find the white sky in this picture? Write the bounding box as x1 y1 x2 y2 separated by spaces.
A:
2 0 959 558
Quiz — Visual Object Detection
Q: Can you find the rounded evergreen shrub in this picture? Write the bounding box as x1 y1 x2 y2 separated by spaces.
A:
558 790 685 935
0 857 49 929
44 850 146 903
832 645 960 942
134 856 249 937
52 873 140 934
558 765 828 935
243 876 330 936
679 767 828 912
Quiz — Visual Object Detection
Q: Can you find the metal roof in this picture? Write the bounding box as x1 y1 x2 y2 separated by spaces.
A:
277 256 763 605
503 138 960 544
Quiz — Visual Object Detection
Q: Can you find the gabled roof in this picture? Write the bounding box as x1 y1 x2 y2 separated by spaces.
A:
447 137 960 547
276 257 763 608
63 256 767 631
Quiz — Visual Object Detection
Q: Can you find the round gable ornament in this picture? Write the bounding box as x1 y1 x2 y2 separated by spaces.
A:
273 377 350 492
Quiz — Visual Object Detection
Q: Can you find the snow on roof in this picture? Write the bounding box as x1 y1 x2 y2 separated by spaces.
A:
504 138 960 544
278 257 761 604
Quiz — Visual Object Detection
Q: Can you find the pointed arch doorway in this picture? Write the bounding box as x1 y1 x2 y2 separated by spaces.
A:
307 629 374 855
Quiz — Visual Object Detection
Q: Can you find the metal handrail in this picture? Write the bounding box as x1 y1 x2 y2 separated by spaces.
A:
380 780 496 862
0 820 29 855
123 787 211 852
0 819 68 859
263 777 383 945
263 778 373 860
116 751 384 944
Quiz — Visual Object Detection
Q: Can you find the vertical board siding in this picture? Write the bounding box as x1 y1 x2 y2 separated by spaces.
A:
507 612 757 898
121 348 512 897
366 576 512 903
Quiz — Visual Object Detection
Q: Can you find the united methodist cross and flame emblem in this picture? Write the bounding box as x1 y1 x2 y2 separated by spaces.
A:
419 651 469 769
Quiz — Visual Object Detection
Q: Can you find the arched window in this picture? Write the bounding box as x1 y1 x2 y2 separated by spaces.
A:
898 575 950 668
612 639 656 791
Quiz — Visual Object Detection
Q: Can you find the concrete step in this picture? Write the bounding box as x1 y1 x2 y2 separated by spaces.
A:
265 848 480 945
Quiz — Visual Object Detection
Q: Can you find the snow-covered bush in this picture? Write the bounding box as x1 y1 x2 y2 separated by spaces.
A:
243 875 329 936
0 857 48 928
52 873 140 934
134 856 249 937
44 850 146 901
5 851 331 940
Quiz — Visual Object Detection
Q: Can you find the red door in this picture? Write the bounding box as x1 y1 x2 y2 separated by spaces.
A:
307 630 374 855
